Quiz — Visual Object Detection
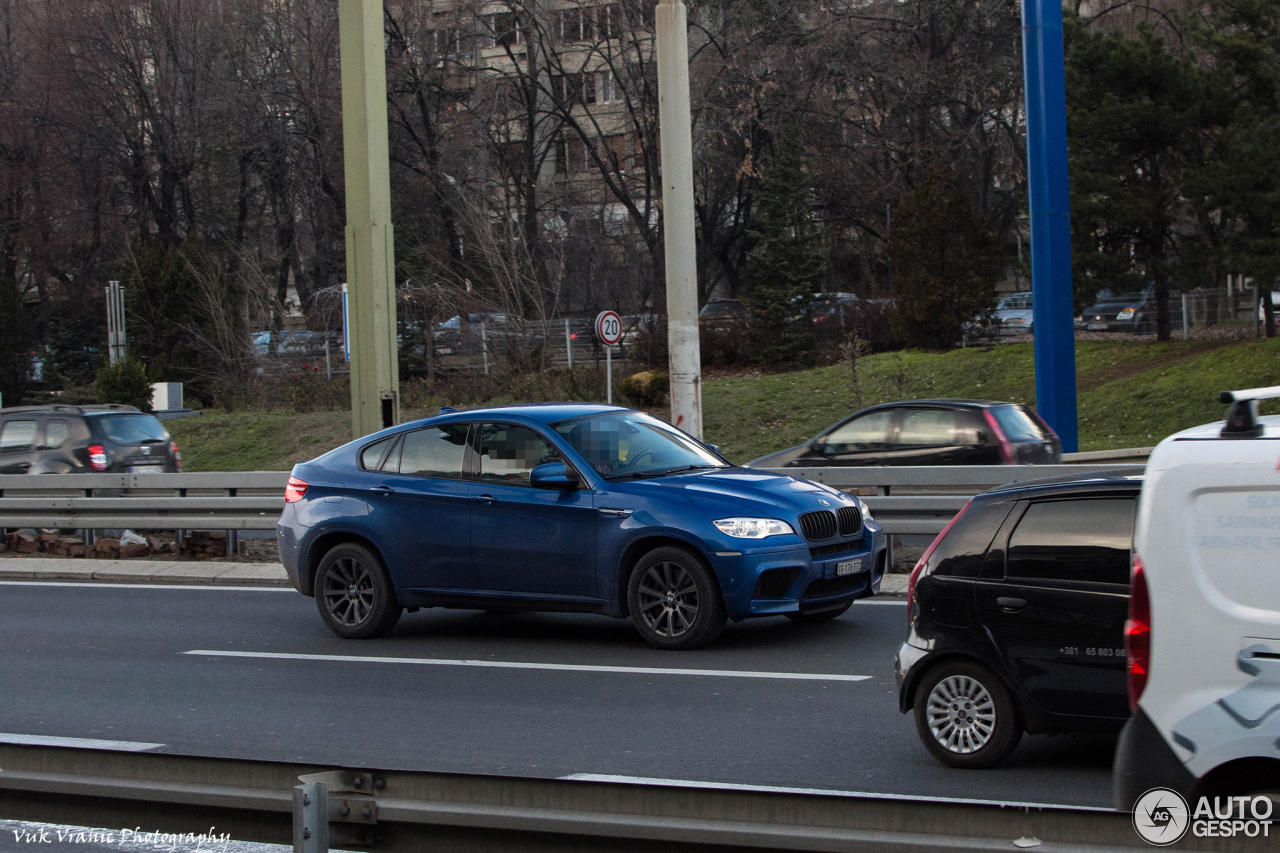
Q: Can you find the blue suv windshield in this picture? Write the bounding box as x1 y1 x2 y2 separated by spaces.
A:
554 412 727 480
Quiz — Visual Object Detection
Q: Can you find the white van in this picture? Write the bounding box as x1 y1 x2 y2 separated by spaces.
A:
1115 387 1280 808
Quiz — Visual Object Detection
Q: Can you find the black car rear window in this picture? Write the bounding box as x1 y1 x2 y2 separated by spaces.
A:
989 405 1049 443
1006 498 1135 585
91 414 167 445
930 500 1014 578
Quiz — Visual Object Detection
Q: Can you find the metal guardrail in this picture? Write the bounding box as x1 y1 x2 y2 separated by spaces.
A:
0 743 1203 852
0 473 287 554
0 465 1141 545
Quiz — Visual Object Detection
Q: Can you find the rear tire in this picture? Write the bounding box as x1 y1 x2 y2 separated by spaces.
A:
913 659 1021 768
784 600 853 623
627 546 726 650
315 543 402 639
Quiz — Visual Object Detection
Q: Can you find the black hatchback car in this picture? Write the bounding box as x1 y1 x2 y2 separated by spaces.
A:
745 400 1061 468
895 472 1140 768
0 404 181 474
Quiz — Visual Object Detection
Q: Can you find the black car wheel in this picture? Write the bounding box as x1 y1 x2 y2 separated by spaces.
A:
784 600 853 623
913 659 1022 768
315 543 402 639
627 546 726 650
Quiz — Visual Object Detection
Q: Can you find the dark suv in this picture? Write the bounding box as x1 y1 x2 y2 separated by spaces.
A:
745 400 1061 468
0 405 181 475
895 472 1140 768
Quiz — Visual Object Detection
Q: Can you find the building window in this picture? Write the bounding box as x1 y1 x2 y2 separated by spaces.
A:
429 26 461 58
597 4 620 39
552 72 596 105
598 70 622 103
556 136 591 173
556 6 593 41
484 13 523 48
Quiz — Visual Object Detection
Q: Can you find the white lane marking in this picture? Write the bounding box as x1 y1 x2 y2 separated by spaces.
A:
557 774 1113 813
185 650 872 682
0 580 291 591
0 733 164 751
856 599 906 606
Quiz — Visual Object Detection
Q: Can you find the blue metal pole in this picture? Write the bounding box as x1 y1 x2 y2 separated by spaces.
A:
1022 0 1079 452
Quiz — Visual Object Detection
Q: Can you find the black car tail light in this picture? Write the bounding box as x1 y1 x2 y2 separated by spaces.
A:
1126 555 1151 710
798 510 837 541
88 444 108 472
284 476 309 503
981 410 1015 464
171 441 182 471
907 500 971 624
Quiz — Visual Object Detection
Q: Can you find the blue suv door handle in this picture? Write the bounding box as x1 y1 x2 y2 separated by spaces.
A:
598 508 632 518
370 485 395 496
472 494 497 505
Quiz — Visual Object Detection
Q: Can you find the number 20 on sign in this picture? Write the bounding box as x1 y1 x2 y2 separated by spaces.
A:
595 311 622 404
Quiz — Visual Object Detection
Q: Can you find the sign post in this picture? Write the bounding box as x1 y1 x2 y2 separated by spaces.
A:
595 311 622 405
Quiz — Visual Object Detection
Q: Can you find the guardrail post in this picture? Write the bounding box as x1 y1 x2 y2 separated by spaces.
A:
227 487 238 557
293 781 328 853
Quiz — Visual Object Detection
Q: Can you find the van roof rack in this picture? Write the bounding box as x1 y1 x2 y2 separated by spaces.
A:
1218 386 1280 438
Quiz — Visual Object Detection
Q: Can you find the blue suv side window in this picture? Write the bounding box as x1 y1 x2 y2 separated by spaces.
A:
477 423 562 487
396 426 468 479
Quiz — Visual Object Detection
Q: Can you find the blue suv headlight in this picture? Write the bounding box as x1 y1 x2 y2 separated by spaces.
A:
713 518 795 539
859 501 874 524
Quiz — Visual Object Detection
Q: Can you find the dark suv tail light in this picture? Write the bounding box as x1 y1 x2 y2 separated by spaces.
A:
88 444 108 472
1126 555 1151 709
981 410 1015 464
171 441 182 471
907 500 971 624
284 476 309 503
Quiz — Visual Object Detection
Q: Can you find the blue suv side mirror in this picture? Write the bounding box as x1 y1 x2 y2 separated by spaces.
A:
530 461 581 490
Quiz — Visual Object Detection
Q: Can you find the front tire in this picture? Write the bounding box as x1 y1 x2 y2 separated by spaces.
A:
784 600 853 623
315 543 402 639
627 546 726 650
913 659 1021 768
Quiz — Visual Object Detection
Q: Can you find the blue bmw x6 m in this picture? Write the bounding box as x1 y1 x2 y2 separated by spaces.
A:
277 403 887 649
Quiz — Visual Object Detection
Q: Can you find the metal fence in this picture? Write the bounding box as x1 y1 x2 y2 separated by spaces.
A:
251 316 648 377
0 743 1173 852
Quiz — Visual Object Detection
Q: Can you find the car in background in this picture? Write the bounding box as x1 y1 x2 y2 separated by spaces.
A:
698 298 751 331
0 404 181 475
277 404 887 649
744 400 1061 469
992 292 1034 336
1114 388 1280 805
1080 286 1157 333
896 471 1140 767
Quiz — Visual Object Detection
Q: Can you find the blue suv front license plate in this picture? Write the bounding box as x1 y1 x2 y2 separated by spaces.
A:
836 558 862 576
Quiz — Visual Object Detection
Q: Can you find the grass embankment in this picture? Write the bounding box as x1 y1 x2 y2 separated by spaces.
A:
169 337 1280 470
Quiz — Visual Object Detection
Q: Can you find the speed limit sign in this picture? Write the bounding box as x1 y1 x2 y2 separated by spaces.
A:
595 310 623 345
595 310 623 404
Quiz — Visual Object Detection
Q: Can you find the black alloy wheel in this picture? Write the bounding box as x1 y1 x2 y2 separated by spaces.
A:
784 600 853 623
913 659 1022 768
627 546 726 650
315 542 402 639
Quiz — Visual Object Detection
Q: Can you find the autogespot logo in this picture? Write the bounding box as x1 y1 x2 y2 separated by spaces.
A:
1133 788 1190 846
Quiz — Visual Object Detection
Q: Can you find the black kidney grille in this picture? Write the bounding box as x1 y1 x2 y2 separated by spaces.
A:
837 506 862 537
799 510 837 541
752 567 796 599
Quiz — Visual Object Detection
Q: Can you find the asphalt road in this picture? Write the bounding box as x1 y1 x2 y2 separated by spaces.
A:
0 582 1116 811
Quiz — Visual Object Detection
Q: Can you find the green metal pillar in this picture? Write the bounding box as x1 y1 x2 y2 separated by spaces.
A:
339 0 399 439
